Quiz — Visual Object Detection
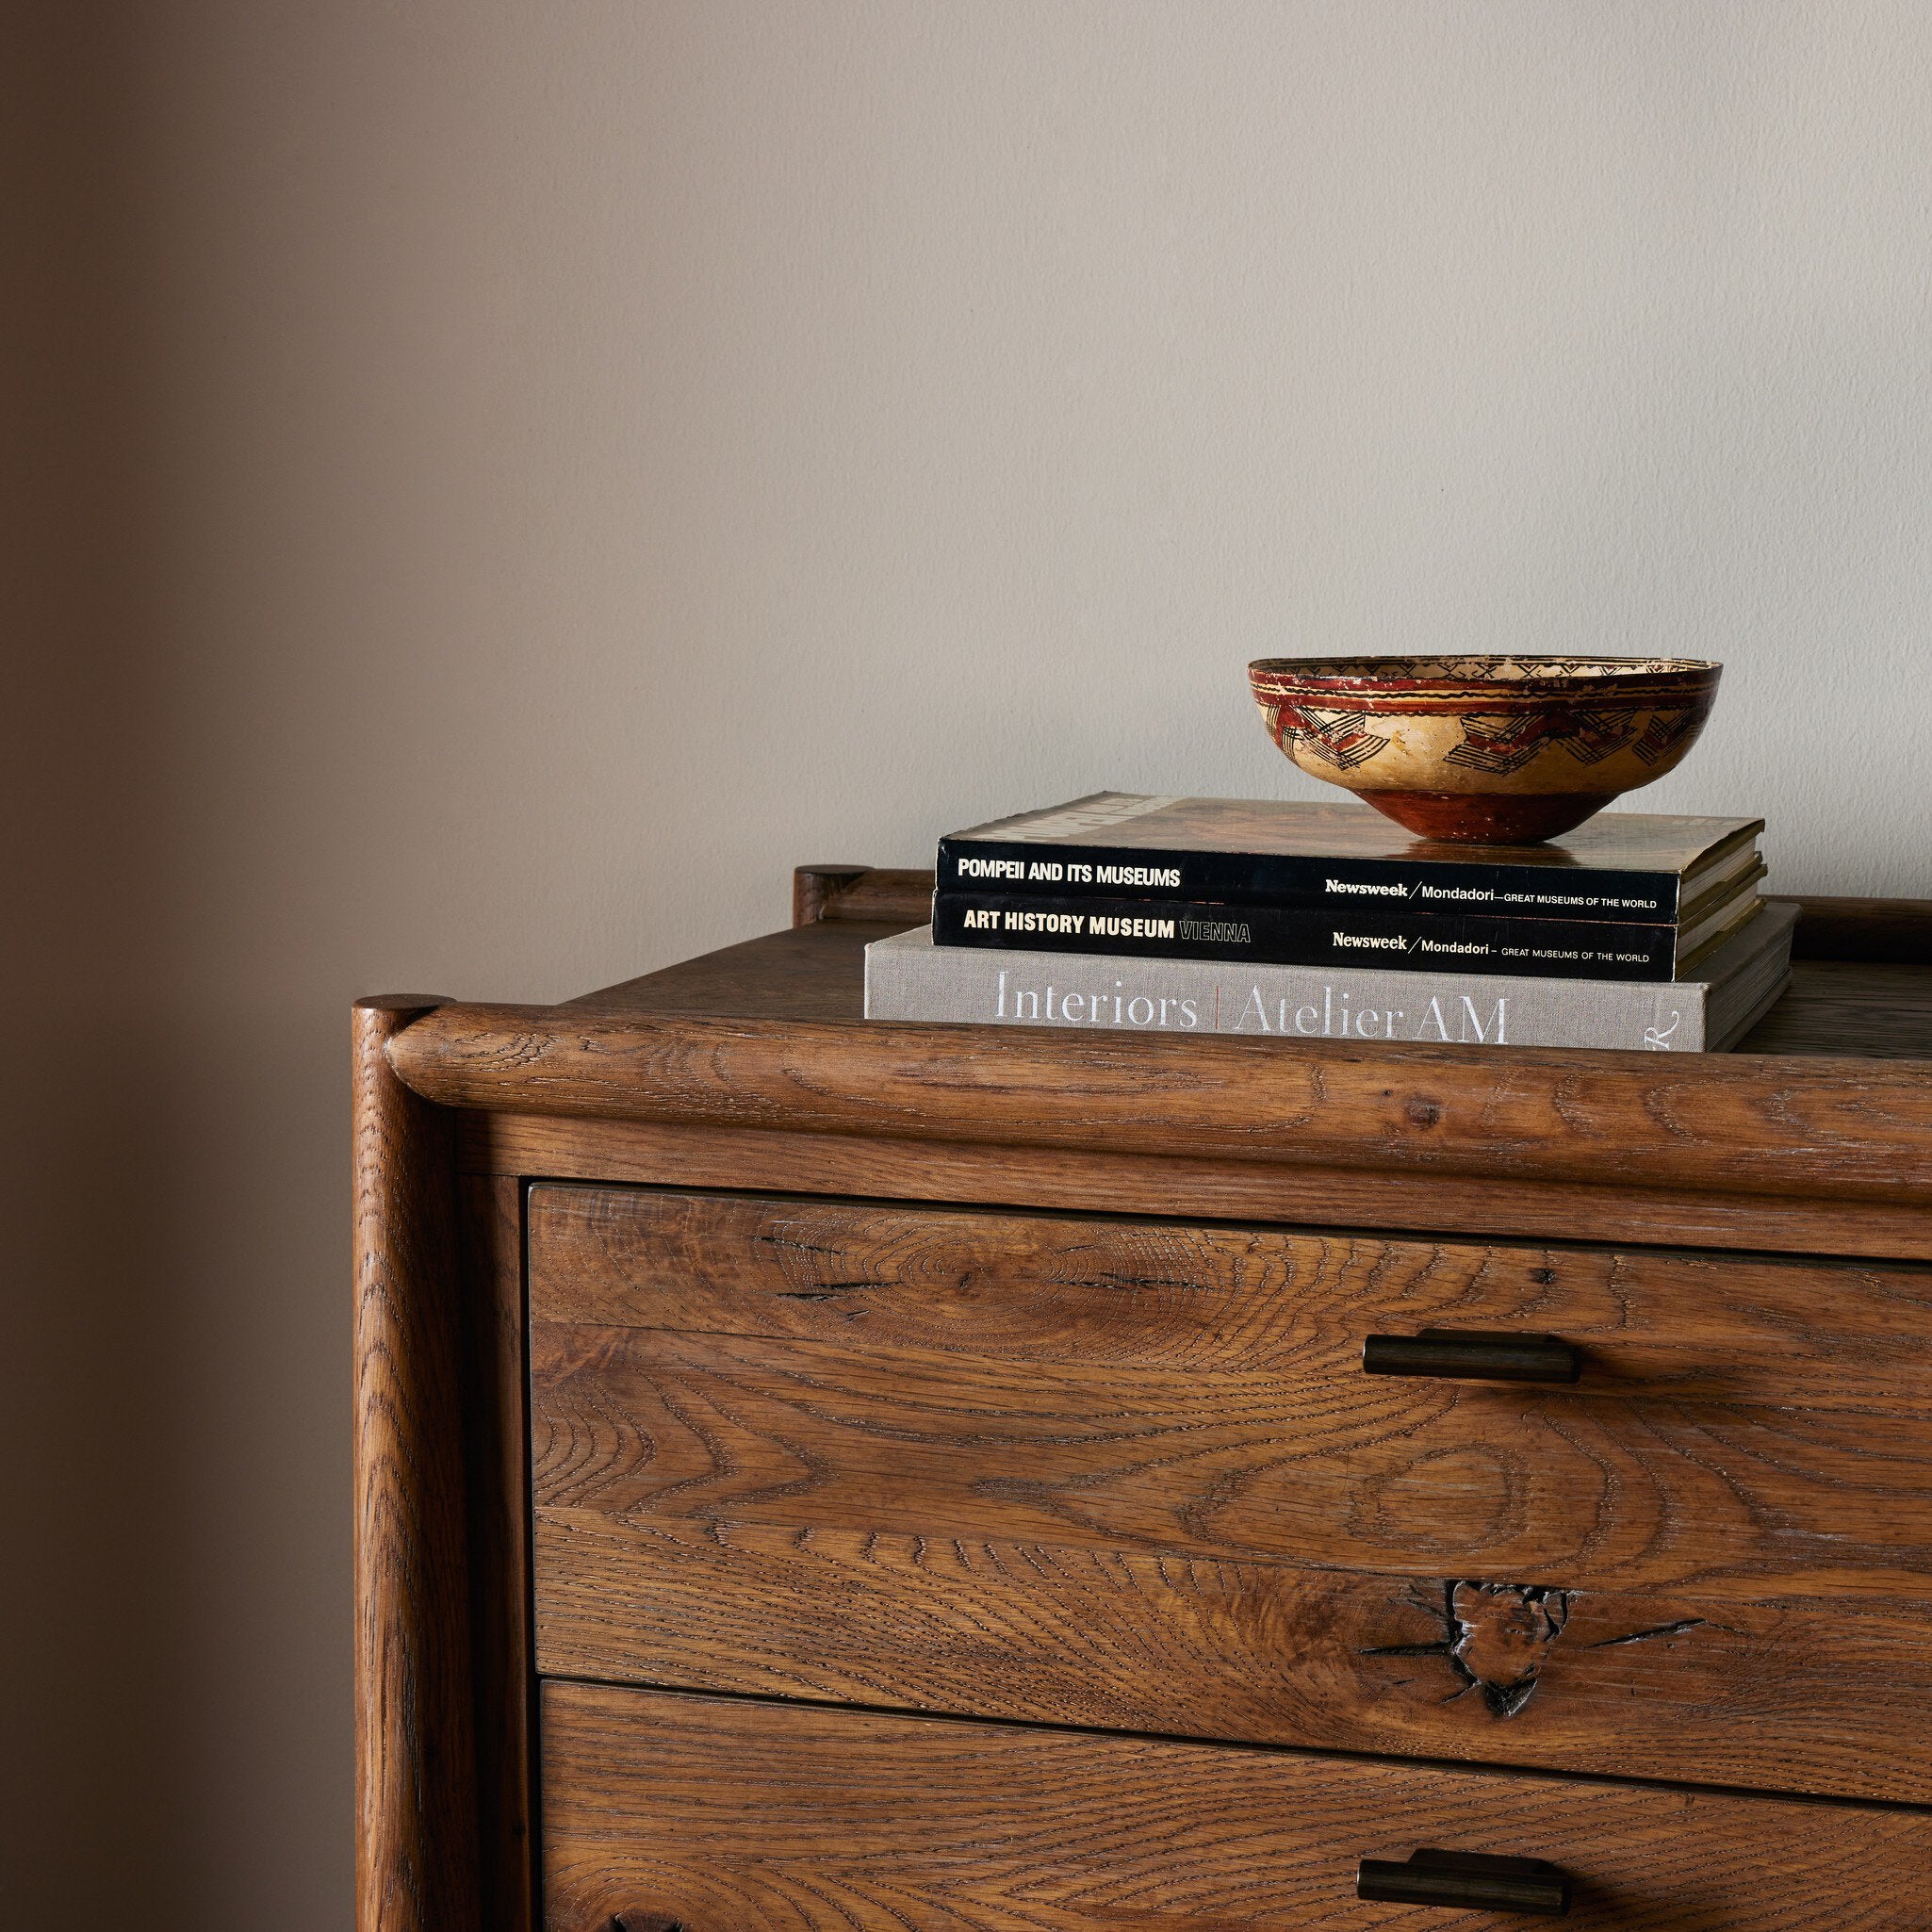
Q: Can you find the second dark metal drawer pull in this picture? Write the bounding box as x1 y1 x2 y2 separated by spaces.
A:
1362 1327 1581 1384
1357 1846 1572 1915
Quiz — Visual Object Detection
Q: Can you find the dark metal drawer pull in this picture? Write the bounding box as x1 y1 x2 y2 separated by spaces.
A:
1357 1846 1572 1915
1362 1328 1580 1384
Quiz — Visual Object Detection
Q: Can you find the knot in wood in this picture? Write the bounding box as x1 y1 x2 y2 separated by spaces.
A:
1450 1580 1570 1719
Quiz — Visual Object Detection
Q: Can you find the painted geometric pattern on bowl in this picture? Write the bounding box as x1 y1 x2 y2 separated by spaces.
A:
1386 655 1695 681
1444 707 1648 776
1264 704 1391 771
1630 706 1703 766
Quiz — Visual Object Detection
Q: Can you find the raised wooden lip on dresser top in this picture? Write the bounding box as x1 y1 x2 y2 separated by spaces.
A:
385 876 1932 1229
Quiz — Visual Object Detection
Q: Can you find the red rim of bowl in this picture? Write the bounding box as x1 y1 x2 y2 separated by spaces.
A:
1248 655 1720 696
1249 657 1721 712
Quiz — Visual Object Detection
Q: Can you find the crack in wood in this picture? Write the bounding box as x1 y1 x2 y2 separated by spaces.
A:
1363 1580 1713 1717
1589 1616 1708 1647
1365 1580 1571 1719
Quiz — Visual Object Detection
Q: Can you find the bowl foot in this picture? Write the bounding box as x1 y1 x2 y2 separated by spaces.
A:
1359 789 1617 845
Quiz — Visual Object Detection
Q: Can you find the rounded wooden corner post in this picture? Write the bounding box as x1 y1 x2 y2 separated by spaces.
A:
353 996 481 1932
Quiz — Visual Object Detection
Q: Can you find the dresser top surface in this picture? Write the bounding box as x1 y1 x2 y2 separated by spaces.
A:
558 916 1932 1062
379 885 1932 1221
561 919 886 1023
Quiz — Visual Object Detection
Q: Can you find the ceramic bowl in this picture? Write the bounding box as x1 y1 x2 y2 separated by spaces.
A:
1247 655 1723 843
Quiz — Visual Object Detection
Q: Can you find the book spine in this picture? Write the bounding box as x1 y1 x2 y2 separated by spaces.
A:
937 838 1685 921
865 935 1711 1051
933 892 1681 983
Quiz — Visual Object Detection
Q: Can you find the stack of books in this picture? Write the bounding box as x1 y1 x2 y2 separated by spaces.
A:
864 793 1795 1052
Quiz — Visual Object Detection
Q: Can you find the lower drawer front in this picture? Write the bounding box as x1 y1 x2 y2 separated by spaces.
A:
541 1680 1928 1930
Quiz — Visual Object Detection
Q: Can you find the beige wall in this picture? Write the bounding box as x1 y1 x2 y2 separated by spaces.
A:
10 2 1932 1921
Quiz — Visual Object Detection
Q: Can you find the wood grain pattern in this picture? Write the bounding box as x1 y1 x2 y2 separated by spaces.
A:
529 1318 1932 1603
457 1176 532 1932
463 1109 1932 1262
387 997 1932 1206
540 1681 1932 1930
352 998 479 1932
556 919 875 1018
1737 957 1932 1058
526 1190 1932 1801
527 1186 1932 1416
532 1507 1932 1803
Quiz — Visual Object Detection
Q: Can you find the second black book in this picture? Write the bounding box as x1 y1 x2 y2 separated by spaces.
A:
933 891 1760 983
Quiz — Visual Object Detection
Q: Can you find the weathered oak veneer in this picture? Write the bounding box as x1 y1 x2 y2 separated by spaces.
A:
353 876 1932 1930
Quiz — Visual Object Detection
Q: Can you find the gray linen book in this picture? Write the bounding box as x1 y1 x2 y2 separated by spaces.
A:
865 901 1795 1053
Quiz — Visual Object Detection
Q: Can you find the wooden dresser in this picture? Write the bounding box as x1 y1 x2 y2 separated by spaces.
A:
353 869 1932 1930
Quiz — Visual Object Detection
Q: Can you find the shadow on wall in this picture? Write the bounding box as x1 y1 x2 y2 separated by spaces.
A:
4 12 201 1920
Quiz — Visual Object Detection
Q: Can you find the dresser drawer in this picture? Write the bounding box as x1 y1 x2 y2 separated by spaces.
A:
530 1185 1932 1415
529 1185 1932 1802
541 1680 1931 1930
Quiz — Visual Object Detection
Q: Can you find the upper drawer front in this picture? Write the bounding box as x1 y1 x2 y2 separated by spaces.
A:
543 1679 1932 1931
532 1184 1932 1413
528 1185 1932 1802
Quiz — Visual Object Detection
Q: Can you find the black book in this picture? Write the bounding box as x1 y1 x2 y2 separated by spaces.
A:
933 888 1764 984
940 794 1764 925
